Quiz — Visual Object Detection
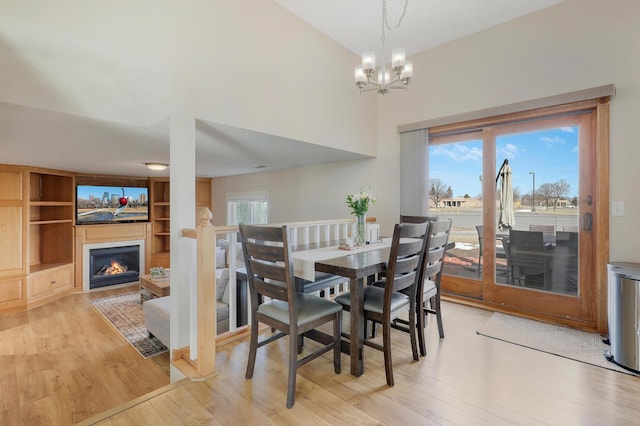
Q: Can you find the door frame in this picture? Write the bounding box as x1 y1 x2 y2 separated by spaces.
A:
431 98 610 332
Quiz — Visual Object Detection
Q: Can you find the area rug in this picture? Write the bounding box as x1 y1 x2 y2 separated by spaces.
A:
477 312 638 376
91 292 168 358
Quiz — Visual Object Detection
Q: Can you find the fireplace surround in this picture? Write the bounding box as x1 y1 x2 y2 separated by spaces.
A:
82 239 145 291
89 245 141 289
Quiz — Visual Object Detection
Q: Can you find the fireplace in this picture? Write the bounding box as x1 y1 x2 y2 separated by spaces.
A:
89 245 141 289
82 239 145 291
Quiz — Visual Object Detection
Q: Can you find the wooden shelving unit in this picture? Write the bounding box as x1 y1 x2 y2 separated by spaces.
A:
150 178 170 267
149 177 211 268
28 172 74 272
26 170 75 305
0 167 27 312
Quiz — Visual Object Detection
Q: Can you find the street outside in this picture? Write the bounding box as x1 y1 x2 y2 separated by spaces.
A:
433 207 579 281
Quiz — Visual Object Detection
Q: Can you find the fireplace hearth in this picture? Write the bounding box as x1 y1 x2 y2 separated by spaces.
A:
89 245 140 289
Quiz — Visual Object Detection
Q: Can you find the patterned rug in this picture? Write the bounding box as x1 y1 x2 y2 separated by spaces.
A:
477 312 638 377
91 292 168 358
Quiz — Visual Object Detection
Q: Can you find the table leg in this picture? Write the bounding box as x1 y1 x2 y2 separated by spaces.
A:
349 277 364 376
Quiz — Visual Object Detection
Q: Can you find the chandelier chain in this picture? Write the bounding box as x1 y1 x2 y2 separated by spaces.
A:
381 0 409 48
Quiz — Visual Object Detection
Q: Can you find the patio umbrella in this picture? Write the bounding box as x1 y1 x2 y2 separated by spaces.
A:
498 159 515 232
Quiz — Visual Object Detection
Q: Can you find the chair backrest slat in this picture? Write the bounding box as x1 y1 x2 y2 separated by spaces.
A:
247 258 287 283
400 215 438 224
251 277 288 300
244 241 285 263
240 224 295 304
396 240 424 258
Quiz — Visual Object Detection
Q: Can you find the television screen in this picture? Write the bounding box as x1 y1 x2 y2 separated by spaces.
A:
76 185 149 224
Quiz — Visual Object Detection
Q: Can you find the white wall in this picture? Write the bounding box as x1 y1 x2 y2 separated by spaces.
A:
380 0 640 262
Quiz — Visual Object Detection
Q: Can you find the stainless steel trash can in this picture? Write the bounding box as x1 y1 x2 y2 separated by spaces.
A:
607 262 640 373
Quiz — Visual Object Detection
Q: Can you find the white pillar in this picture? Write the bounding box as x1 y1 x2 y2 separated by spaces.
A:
169 103 196 382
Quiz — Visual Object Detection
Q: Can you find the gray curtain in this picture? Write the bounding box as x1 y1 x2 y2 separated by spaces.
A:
399 129 429 216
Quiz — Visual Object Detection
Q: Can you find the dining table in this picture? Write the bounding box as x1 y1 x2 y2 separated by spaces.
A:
291 240 391 377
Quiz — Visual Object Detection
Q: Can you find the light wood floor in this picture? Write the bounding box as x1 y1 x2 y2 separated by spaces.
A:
4 287 640 425
0 284 170 425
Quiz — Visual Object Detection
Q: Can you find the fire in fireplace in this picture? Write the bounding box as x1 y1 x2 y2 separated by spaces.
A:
89 245 140 289
97 259 129 276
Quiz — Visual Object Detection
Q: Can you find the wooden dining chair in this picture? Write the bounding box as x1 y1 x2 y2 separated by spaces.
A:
387 218 451 356
239 223 343 409
371 215 434 337
335 222 429 386
415 219 452 352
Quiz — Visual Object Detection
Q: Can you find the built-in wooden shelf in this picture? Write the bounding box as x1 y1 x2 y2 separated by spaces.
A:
148 177 211 269
30 219 73 225
29 262 69 273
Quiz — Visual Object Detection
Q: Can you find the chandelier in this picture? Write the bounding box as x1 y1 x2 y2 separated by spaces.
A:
354 0 413 95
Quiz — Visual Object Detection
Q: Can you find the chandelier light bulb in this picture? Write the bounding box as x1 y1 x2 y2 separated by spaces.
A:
354 65 366 83
391 48 406 70
401 60 413 81
362 51 376 72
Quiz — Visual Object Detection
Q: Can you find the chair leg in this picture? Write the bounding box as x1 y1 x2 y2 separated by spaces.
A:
408 302 419 361
297 335 304 354
382 320 394 387
245 318 259 379
433 295 445 339
287 332 298 409
416 300 427 357
333 312 342 374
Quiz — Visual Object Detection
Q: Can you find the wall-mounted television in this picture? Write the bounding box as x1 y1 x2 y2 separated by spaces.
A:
76 184 149 225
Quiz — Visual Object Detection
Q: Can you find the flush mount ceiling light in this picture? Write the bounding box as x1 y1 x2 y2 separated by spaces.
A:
354 0 413 95
145 162 169 171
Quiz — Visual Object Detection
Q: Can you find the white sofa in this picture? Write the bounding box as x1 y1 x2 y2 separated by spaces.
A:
143 237 247 346
143 268 232 346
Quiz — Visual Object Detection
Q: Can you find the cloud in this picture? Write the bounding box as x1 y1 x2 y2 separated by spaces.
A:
560 127 576 133
541 135 565 148
431 145 482 162
572 145 578 152
497 143 518 159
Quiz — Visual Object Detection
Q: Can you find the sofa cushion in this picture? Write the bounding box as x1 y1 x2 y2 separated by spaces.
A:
217 239 245 267
215 247 226 268
217 300 229 322
216 268 229 302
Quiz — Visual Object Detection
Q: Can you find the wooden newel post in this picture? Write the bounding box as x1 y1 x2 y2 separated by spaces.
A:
196 207 216 376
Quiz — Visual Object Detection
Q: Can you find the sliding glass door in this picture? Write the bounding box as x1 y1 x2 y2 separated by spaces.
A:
429 108 599 324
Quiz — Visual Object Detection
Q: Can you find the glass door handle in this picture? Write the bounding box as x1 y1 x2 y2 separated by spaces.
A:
583 213 593 232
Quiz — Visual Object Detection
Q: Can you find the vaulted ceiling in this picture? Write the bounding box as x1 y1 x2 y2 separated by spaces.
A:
1 1 564 177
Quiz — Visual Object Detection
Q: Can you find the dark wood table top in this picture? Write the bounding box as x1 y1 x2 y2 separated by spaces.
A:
314 247 390 279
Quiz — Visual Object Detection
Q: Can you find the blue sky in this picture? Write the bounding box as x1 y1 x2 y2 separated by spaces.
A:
77 185 148 200
429 126 579 199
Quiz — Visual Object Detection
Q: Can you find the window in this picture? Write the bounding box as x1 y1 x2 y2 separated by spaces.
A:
227 192 268 225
